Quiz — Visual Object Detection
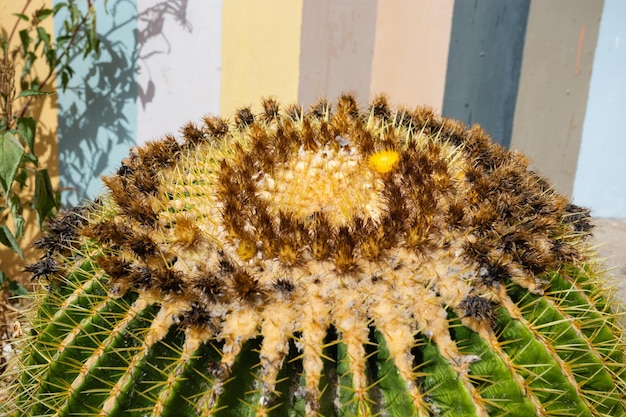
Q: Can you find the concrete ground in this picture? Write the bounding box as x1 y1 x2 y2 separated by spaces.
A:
591 218 626 301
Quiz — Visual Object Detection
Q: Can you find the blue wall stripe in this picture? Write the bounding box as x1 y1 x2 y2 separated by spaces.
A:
442 0 530 147
55 0 137 206
573 0 626 218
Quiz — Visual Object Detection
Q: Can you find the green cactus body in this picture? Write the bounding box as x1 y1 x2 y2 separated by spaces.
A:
4 94 625 416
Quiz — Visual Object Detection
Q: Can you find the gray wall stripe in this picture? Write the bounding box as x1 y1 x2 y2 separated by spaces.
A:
298 0 378 108
442 0 530 147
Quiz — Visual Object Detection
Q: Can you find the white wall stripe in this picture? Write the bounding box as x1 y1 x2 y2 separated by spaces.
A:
136 0 223 145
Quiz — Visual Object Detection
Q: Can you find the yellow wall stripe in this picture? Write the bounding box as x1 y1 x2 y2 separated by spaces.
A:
0 0 59 277
220 0 304 115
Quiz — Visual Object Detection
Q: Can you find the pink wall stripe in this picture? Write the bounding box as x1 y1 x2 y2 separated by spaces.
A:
370 0 454 111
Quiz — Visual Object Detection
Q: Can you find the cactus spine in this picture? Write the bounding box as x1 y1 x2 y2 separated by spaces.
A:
3 94 625 416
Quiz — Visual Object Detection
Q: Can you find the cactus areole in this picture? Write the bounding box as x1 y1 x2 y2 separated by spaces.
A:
6 94 625 416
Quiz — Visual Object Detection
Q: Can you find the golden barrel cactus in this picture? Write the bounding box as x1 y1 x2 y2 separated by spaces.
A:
3 94 625 416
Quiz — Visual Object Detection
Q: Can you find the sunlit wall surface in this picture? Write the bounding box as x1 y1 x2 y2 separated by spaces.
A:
40 0 626 217
573 0 626 218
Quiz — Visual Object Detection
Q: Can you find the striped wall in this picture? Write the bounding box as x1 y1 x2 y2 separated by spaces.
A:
4 0 626 217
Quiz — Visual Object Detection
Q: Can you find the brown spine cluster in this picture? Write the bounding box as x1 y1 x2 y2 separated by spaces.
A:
22 94 599 416
59 94 589 321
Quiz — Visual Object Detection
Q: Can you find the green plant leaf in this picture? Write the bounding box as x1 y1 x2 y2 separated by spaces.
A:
53 3 66 14
35 8 54 21
86 6 100 58
17 89 53 98
22 152 38 165
60 65 75 91
45 46 57 69
69 3 80 23
20 51 36 78
17 117 36 151
9 194 24 241
33 169 58 228
18 29 30 55
14 167 30 188
7 279 29 296
13 13 29 21
0 225 23 258
36 27 51 50
13 215 25 241
0 132 25 196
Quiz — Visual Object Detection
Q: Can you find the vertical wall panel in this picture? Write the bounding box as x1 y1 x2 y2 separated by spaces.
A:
510 1 603 197
3 0 621 219
298 0 377 107
220 0 303 115
443 0 530 147
0 1 59 187
573 0 626 218
136 0 222 144
370 0 454 110
55 0 137 206
0 0 59 277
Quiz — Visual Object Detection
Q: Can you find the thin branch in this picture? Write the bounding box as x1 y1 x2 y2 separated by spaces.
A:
5 0 33 49
16 0 96 118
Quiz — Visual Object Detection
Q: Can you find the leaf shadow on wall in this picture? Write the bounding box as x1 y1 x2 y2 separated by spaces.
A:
137 0 192 110
57 0 191 207
57 28 136 207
